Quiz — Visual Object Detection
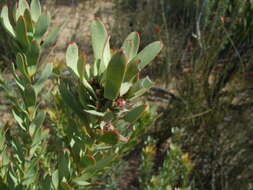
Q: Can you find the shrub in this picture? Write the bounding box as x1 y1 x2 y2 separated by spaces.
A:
0 0 162 189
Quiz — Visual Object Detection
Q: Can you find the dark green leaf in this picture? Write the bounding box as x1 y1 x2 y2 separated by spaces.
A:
59 150 71 181
16 16 30 49
24 9 34 34
124 104 148 123
79 155 96 169
26 40 41 67
23 85 36 108
100 130 120 145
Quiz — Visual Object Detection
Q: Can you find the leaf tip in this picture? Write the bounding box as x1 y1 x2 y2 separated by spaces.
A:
68 42 76 46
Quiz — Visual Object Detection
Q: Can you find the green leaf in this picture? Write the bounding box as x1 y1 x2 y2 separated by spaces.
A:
85 154 114 172
60 182 72 190
16 16 30 48
16 0 29 21
127 76 154 100
83 109 105 117
59 150 71 181
122 32 140 61
99 35 111 74
0 128 6 151
104 51 127 100
22 169 37 186
29 111 46 137
26 40 40 66
42 25 61 48
30 129 42 154
12 63 25 91
91 18 108 60
73 173 93 186
59 81 89 126
100 130 120 145
23 85 36 108
102 35 111 69
34 12 50 40
31 0 41 22
134 41 163 70
72 155 114 185
75 155 116 182
0 6 16 37
78 85 95 109
31 128 48 155
11 138 25 163
2 148 10 166
34 63 53 94
77 54 86 81
52 170 59 190
16 53 29 80
66 43 96 97
120 82 132 96
66 42 79 76
23 9 33 34
79 155 96 169
84 63 91 80
40 175 51 190
124 104 148 123
12 109 26 131
124 59 140 82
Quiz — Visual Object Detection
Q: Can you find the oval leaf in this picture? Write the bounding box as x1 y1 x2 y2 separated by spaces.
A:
124 104 148 123
104 51 127 100
134 41 163 70
0 6 16 37
42 25 61 48
79 155 96 169
15 0 29 21
26 40 40 66
127 76 154 100
121 32 140 61
123 59 140 82
66 42 79 76
34 12 50 40
23 85 36 108
91 18 108 60
31 0 41 22
100 130 120 145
